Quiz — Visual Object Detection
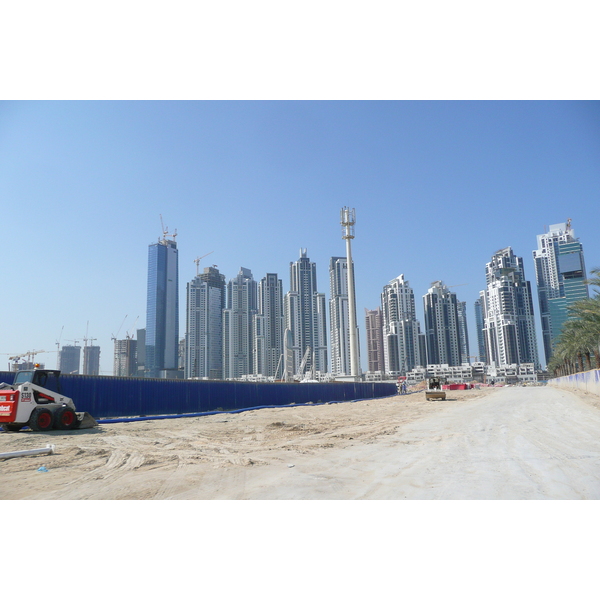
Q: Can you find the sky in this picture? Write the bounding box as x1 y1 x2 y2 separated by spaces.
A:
1 100 599 374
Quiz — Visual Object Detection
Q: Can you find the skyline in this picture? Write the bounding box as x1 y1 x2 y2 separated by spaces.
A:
1 101 599 375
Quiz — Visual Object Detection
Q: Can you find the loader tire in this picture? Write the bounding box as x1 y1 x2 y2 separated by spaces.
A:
54 406 78 430
28 407 54 432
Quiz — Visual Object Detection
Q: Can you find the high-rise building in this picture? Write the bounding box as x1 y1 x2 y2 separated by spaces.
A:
457 301 470 363
481 247 539 369
146 235 179 378
136 328 146 377
284 249 327 376
474 296 486 363
381 274 422 375
185 266 226 379
114 338 137 377
223 267 258 379
59 345 81 374
365 307 384 373
82 345 101 376
533 221 589 364
423 281 462 367
329 257 360 376
254 273 284 378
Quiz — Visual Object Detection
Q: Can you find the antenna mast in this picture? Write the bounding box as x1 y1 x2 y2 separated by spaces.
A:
341 207 360 378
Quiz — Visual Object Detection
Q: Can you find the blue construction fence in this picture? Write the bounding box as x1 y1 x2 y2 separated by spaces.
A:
0 371 397 419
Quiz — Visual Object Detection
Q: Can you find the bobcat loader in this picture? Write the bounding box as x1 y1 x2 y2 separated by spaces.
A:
0 368 96 432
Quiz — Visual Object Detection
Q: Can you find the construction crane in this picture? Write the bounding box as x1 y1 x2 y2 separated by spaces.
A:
194 251 214 276
8 350 46 370
126 316 139 340
111 315 128 342
160 214 177 241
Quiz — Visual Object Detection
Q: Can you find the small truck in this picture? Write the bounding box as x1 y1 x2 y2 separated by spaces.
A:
0 368 96 432
425 377 447 400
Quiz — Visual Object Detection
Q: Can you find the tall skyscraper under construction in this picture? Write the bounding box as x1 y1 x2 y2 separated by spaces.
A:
533 220 588 364
146 230 179 378
58 345 81 375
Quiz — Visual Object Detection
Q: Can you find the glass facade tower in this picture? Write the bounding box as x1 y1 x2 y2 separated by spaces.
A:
533 221 588 364
146 237 179 378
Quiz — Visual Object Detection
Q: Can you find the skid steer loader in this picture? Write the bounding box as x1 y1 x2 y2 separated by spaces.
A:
0 368 96 432
425 377 447 400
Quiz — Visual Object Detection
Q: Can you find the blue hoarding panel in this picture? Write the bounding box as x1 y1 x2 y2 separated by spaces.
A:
0 371 396 419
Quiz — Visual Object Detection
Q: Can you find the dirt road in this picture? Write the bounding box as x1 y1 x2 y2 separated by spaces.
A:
2 385 600 499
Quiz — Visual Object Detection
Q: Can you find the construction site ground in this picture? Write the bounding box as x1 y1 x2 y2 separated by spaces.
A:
2 384 600 500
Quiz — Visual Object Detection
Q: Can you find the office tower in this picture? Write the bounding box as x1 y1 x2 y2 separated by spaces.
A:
284 249 328 375
114 338 137 377
59 345 81 374
223 267 258 379
474 296 486 363
329 256 361 376
254 273 284 378
185 266 226 379
146 234 179 378
481 247 539 368
365 307 384 373
82 345 101 376
423 281 462 367
457 301 470 363
381 274 422 375
533 220 589 364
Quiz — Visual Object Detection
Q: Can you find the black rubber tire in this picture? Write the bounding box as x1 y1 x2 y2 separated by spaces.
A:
28 407 54 432
1 423 26 432
54 406 79 430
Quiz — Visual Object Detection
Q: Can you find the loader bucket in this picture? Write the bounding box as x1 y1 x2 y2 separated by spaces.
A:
76 412 97 429
425 391 447 401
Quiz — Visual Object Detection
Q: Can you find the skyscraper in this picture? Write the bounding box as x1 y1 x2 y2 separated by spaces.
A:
481 247 539 368
423 281 462 367
284 249 327 376
185 266 226 379
381 274 422 375
58 345 81 375
457 301 470 363
146 235 179 378
533 221 589 364
365 307 384 373
474 296 486 363
223 267 258 379
254 273 284 378
82 345 101 376
114 338 137 377
329 256 360 376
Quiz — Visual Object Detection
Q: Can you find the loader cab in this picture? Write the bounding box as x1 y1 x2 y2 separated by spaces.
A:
13 369 62 394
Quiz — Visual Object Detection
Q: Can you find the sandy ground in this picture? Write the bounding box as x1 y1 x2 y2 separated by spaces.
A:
2 384 600 500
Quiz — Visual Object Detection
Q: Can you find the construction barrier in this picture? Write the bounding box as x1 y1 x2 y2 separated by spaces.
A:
548 369 600 397
0 371 397 419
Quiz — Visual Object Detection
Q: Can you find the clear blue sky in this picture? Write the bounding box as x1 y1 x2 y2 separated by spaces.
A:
1 100 599 374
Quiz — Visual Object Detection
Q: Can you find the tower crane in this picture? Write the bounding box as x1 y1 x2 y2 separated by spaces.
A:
159 214 178 241
111 315 128 342
194 251 215 276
